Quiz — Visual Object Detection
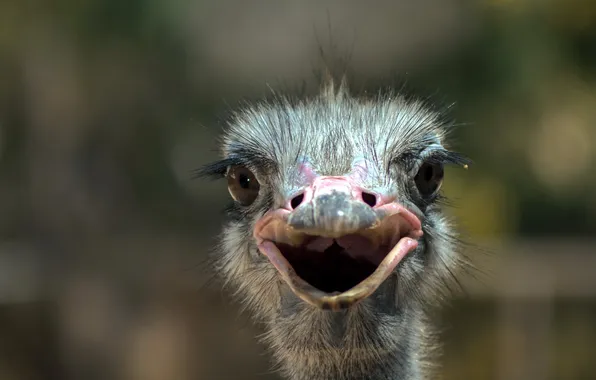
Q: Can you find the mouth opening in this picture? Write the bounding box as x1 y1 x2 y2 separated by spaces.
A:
277 236 386 293
254 204 423 310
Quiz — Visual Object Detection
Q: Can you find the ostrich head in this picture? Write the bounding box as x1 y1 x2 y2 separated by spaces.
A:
199 79 470 380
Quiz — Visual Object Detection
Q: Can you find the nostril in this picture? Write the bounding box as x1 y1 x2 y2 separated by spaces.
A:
290 193 305 209
361 192 377 207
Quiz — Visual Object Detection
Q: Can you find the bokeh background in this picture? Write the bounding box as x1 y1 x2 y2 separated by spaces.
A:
0 0 595 379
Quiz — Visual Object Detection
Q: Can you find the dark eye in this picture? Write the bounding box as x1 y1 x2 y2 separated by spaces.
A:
414 162 444 199
227 165 260 206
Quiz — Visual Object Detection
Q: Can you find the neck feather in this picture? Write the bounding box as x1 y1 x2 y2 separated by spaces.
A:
262 300 434 380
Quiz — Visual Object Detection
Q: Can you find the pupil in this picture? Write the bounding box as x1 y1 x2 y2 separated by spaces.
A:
424 165 434 181
239 174 250 189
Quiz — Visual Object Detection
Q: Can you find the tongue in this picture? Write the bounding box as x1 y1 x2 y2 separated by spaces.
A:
305 237 334 252
305 235 385 266
306 235 370 254
336 234 386 265
336 234 371 251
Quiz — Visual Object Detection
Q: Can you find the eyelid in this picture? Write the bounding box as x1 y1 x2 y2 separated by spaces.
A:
226 163 259 180
406 145 447 176
418 144 446 161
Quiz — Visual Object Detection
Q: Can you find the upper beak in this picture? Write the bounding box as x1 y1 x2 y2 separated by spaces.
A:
287 190 380 238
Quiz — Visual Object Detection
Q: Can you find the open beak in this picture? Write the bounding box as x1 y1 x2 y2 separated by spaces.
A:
254 177 423 311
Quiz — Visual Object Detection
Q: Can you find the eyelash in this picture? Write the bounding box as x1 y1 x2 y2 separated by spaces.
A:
404 149 469 175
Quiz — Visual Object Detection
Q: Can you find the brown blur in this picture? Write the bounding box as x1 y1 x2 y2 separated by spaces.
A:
0 1 595 379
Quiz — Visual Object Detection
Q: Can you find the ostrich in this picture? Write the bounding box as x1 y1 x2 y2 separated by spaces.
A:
199 77 471 380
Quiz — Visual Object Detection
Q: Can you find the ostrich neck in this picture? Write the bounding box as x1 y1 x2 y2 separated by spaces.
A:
279 341 423 380
290 354 420 380
269 303 428 380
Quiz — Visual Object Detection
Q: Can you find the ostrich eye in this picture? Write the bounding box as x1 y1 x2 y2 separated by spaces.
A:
414 162 444 198
227 165 260 206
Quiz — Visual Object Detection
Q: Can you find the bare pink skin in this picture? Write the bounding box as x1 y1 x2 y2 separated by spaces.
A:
286 159 392 211
296 161 319 183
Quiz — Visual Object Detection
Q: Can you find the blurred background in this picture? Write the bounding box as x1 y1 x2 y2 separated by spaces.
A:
0 0 595 379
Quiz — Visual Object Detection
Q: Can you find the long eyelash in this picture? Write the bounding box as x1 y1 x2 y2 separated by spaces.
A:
227 144 278 171
393 148 471 175
425 150 472 167
193 157 242 180
193 149 278 181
